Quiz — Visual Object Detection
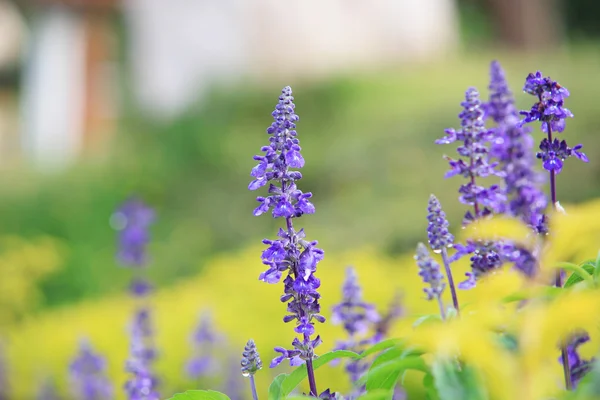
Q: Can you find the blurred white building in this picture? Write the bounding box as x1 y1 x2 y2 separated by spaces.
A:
123 0 459 118
20 0 458 167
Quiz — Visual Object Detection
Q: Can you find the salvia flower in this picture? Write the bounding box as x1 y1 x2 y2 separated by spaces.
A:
331 267 380 390
186 311 222 379
249 87 325 374
436 87 506 223
415 243 446 301
559 333 595 388
487 61 547 232
69 340 113 400
241 339 262 377
520 72 588 173
124 307 159 400
114 198 155 267
427 195 454 252
331 267 380 338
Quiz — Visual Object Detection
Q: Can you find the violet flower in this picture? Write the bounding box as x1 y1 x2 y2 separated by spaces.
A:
520 71 589 390
488 61 547 233
124 307 159 400
69 339 113 400
559 333 595 388
427 195 459 313
415 243 446 319
186 311 222 379
436 87 506 224
331 267 380 394
241 339 262 400
249 86 324 396
114 198 155 267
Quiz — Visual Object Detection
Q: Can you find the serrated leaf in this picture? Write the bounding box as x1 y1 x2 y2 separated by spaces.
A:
268 374 288 400
431 360 488 400
167 390 231 400
365 356 429 392
280 350 359 397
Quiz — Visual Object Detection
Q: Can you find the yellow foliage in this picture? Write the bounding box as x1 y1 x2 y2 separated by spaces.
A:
0 236 65 324
4 200 600 399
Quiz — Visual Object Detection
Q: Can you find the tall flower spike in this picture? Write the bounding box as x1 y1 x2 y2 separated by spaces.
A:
331 267 380 394
331 267 380 338
488 61 547 233
415 243 446 319
124 307 159 400
249 86 323 396
186 311 222 379
436 87 506 224
69 339 113 400
520 71 589 390
241 340 261 400
114 198 155 267
427 195 459 314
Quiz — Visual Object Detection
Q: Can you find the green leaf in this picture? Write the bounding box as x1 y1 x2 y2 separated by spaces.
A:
279 350 360 397
423 373 441 400
359 338 404 359
412 314 442 328
431 360 488 400
561 262 596 288
356 389 394 400
268 374 288 400
364 343 429 392
496 333 519 353
593 251 600 282
167 390 231 400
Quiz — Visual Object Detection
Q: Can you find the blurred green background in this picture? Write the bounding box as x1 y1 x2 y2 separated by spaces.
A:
0 0 600 398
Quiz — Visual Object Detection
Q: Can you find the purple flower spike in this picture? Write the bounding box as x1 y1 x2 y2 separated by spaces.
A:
69 339 113 400
124 307 159 400
332 267 380 338
437 87 506 222
114 198 155 268
520 71 587 175
427 195 454 251
415 243 446 301
249 87 323 396
186 311 222 379
487 61 548 233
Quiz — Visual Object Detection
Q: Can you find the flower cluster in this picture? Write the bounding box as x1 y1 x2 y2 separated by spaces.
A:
520 71 588 174
69 340 113 400
186 312 222 379
240 339 262 377
249 87 325 373
427 195 454 252
488 61 547 231
124 308 159 400
331 268 380 389
436 87 506 224
415 243 445 302
114 198 155 268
